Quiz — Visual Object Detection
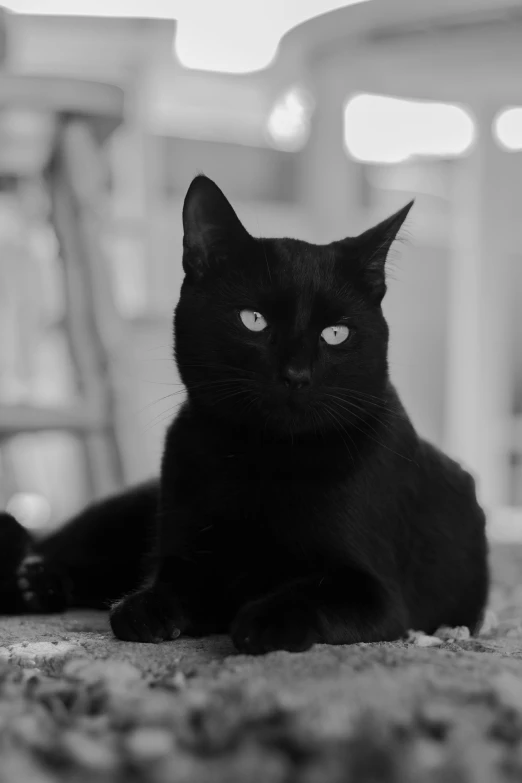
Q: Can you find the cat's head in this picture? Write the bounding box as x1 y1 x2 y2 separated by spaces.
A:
174 175 412 438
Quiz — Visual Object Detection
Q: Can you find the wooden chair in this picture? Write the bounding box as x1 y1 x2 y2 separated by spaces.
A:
0 71 126 504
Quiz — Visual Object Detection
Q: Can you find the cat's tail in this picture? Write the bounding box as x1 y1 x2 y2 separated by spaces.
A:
0 481 160 615
0 510 60 614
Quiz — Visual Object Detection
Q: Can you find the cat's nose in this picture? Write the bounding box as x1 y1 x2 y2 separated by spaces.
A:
281 365 311 390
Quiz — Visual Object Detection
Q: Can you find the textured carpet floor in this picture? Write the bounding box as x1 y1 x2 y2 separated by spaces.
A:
1 545 522 782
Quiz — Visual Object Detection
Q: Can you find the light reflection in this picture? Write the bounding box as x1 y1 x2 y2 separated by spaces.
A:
7 492 52 531
344 94 475 164
494 107 522 152
266 87 315 151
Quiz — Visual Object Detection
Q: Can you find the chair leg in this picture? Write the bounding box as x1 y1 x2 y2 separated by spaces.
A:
47 118 124 501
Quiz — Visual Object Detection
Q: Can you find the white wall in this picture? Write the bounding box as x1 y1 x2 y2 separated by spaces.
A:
385 245 449 446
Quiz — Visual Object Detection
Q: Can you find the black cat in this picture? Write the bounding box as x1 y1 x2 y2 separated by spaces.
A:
1 175 489 654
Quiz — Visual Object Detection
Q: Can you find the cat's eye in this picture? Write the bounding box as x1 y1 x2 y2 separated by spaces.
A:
239 309 267 332
321 325 350 345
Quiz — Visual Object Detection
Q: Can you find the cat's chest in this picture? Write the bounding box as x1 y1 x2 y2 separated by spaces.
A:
182 450 345 567
192 451 322 519
190 464 321 580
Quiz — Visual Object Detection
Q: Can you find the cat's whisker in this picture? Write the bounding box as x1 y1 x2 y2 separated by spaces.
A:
328 394 404 424
144 379 262 419
327 385 388 403
145 380 185 387
188 378 258 390
137 390 188 416
208 388 257 408
309 407 320 440
179 362 259 378
260 238 272 284
312 410 327 444
321 404 357 465
235 394 260 420
341 395 404 419
325 393 395 437
142 403 184 424
326 398 414 463
326 388 406 420
143 402 186 431
323 394 396 438
328 405 361 463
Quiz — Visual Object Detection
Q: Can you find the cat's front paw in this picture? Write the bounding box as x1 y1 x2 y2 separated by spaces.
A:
110 586 186 643
231 594 321 655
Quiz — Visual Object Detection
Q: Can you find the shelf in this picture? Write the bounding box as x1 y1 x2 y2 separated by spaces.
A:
0 404 108 435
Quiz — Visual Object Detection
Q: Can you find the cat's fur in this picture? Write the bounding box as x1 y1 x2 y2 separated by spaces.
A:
0 175 489 653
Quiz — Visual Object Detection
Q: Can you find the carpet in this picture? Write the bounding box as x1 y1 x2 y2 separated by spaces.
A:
1 544 522 782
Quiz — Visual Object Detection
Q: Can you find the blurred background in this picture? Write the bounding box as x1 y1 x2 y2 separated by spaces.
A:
0 0 521 539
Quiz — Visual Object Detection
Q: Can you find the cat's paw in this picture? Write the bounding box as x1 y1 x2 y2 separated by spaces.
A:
16 555 69 613
110 586 186 643
231 594 321 655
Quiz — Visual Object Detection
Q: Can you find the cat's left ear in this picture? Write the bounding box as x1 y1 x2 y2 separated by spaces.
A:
182 175 251 281
341 201 414 303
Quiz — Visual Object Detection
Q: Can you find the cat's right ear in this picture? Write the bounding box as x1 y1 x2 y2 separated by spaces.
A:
182 175 250 280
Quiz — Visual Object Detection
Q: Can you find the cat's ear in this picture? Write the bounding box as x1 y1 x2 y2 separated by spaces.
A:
182 175 250 280
341 201 414 303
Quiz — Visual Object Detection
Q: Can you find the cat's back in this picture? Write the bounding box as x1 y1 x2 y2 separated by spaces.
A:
412 438 486 531
400 437 489 633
